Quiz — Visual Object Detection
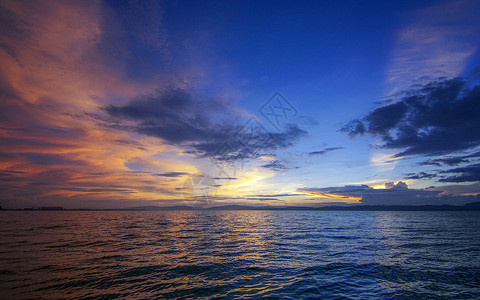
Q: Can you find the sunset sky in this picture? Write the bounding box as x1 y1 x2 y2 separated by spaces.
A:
1 0 480 208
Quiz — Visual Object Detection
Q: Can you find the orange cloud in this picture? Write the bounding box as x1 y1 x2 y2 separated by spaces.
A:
0 1 205 208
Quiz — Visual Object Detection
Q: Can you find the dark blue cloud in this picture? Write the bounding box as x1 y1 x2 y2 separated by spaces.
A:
261 160 287 171
419 157 468 167
102 88 307 161
342 77 480 157
309 146 345 156
404 172 437 180
404 150 480 182
418 151 480 167
299 185 372 199
439 164 480 183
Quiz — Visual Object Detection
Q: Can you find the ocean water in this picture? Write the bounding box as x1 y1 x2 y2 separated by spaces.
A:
1 211 480 299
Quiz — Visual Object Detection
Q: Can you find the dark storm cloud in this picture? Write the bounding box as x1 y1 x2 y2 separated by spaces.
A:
439 164 480 183
102 88 307 160
341 77 480 157
309 147 345 156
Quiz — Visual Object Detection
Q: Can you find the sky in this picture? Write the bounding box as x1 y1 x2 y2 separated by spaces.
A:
1 0 480 209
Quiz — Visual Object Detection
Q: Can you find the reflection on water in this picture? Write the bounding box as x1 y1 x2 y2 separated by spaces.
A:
1 211 480 298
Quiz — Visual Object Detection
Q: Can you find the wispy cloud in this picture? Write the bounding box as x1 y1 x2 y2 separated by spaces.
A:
309 147 345 156
387 0 480 91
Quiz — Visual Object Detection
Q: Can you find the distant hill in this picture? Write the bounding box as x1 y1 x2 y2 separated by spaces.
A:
120 203 480 211
125 205 200 210
4 203 480 211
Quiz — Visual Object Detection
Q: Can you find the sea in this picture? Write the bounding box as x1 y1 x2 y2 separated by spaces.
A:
1 210 480 299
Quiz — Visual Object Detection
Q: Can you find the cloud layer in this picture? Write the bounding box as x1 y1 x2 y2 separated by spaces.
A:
0 1 308 208
299 181 479 206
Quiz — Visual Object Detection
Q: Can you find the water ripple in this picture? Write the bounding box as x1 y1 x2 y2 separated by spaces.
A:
1 210 480 299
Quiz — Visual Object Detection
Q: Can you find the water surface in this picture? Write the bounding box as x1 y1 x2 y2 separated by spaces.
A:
1 210 479 299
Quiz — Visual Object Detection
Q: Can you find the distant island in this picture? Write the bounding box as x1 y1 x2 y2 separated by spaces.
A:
124 202 480 211
21 207 65 211
2 202 480 211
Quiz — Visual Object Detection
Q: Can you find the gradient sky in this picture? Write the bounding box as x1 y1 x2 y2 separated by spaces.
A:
1 0 480 209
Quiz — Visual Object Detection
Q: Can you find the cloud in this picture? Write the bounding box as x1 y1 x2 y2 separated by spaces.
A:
418 151 480 167
299 181 478 205
0 1 216 209
155 172 190 178
341 120 366 137
419 157 469 167
405 150 480 183
404 172 437 180
439 163 480 182
432 182 480 196
23 153 80 166
103 88 237 144
246 193 300 198
387 0 480 91
298 185 370 202
1 0 311 209
403 151 480 182
385 181 408 189
245 197 283 201
309 147 345 156
261 160 287 171
101 88 307 160
342 77 480 158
